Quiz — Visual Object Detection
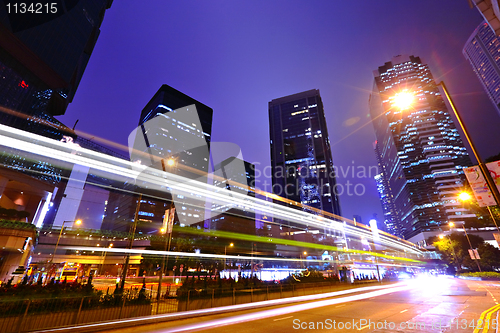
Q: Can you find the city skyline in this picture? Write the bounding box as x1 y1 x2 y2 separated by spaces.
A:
56 1 500 225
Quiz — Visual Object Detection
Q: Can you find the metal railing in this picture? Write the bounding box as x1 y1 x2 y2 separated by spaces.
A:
0 280 384 332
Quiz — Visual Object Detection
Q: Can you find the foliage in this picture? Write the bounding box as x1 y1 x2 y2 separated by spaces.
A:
430 233 500 272
459 271 500 278
0 278 151 316
281 269 338 284
0 207 31 221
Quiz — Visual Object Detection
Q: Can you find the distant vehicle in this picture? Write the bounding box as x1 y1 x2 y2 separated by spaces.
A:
397 271 414 280
57 262 80 282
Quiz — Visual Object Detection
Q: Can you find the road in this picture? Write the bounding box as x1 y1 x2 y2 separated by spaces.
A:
96 276 500 333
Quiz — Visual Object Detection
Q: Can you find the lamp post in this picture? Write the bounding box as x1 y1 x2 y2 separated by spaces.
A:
438 81 500 206
462 224 482 272
51 219 81 264
224 243 234 272
99 243 113 276
459 191 500 234
158 203 174 300
301 251 307 269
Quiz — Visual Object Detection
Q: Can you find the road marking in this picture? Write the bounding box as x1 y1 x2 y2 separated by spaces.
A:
473 303 500 333
336 304 346 308
273 316 293 321
400 309 408 313
358 324 370 330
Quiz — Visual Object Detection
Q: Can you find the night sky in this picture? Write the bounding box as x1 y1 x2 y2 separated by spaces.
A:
57 1 500 226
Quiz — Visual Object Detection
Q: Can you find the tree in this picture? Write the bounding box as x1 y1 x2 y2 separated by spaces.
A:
430 233 484 272
463 243 500 271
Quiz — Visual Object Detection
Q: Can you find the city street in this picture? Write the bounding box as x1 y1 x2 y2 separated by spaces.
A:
96 277 500 333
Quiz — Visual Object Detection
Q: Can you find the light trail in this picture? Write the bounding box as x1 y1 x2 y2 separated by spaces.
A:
0 124 424 255
35 282 410 333
158 284 413 332
62 246 421 265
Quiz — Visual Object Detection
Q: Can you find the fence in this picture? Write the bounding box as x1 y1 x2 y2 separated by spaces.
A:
175 280 380 312
0 293 151 333
0 280 383 332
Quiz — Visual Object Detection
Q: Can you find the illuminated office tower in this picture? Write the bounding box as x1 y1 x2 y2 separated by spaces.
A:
102 85 213 232
464 22 500 117
370 55 473 241
268 89 341 216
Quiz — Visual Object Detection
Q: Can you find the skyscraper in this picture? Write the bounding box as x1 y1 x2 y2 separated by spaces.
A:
0 1 113 229
370 55 474 241
268 89 341 216
0 0 112 138
472 0 500 36
102 84 213 232
463 22 500 117
206 157 256 234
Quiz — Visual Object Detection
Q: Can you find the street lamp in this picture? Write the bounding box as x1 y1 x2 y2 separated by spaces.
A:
438 82 500 206
99 243 113 276
301 251 307 269
51 219 82 263
224 243 234 271
461 225 481 272
458 191 500 234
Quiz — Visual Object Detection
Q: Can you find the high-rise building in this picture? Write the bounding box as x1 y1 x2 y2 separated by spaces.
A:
102 84 213 233
268 89 341 216
370 55 474 241
472 0 500 36
464 22 500 117
352 215 363 224
0 0 112 138
0 1 113 230
205 157 256 234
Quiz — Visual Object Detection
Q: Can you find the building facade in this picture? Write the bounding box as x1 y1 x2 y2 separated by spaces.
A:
0 0 112 138
370 55 473 240
102 85 213 233
205 157 256 234
0 0 113 230
472 0 500 36
269 89 341 217
464 21 500 117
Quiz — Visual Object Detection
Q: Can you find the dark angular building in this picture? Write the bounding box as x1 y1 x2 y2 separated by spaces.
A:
205 157 256 234
268 89 341 217
0 0 112 138
370 55 474 241
102 85 213 233
0 1 113 230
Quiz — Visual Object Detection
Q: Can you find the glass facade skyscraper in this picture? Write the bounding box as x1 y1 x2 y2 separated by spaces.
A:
102 84 213 233
268 89 341 216
464 22 500 117
371 55 473 241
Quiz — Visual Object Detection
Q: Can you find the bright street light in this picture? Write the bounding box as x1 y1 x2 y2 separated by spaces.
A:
392 91 414 110
458 192 472 202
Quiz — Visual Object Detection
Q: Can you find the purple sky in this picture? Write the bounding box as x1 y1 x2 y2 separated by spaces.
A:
58 1 500 226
